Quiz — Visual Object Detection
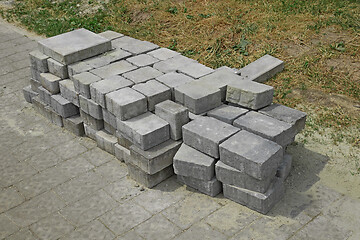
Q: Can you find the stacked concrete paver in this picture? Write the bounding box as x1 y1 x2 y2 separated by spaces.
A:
23 28 306 214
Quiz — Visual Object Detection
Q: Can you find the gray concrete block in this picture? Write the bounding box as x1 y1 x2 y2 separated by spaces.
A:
182 117 239 158
37 28 111 65
173 143 216 181
147 48 180 61
122 66 163 84
102 108 117 129
132 80 171 111
117 112 170 150
174 81 222 114
90 75 133 108
155 100 189 140
226 80 274 110
68 61 93 78
233 111 296 147
88 98 103 120
153 55 196 73
177 175 222 197
32 96 51 120
115 130 133 149
90 60 137 79
127 139 181 175
155 72 194 100
79 95 89 113
114 143 130 162
177 62 214 79
23 85 38 103
238 54 284 83
63 115 85 136
104 122 116 135
215 161 273 193
259 103 307 134
50 94 79 118
30 78 41 92
38 86 52 105
207 104 249 125
106 87 147 121
98 30 124 40
112 36 159 54
49 107 64 127
96 130 118 155
188 112 206 121
127 163 174 188
223 177 285 214
276 153 292 180
40 72 62 94
219 130 283 180
47 58 68 79
72 72 101 98
83 123 97 141
83 48 132 68
127 54 159 67
31 67 42 82
80 110 104 130
59 79 79 107
29 50 49 72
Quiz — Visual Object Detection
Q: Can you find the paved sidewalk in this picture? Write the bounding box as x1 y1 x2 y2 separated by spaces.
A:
0 18 359 240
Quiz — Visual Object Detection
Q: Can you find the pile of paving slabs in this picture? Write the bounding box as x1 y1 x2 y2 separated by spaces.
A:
23 28 306 214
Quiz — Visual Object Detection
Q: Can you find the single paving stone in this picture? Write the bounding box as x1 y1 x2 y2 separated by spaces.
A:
68 61 94 77
153 55 196 73
106 87 147 120
40 72 62 94
207 104 249 124
80 110 104 131
95 130 117 155
99 30 124 40
104 121 116 135
112 36 159 54
127 163 174 188
30 67 41 81
90 75 133 108
51 94 79 118
90 60 137 79
233 111 296 147
29 50 49 72
117 112 170 150
72 72 101 98
83 48 132 68
155 100 189 140
132 79 171 111
127 139 181 174
182 116 239 158
114 143 130 162
223 177 285 214
177 175 222 197
37 28 111 64
49 107 64 127
79 95 103 119
47 58 68 79
63 115 85 136
155 72 194 100
276 153 292 180
215 161 273 193
102 108 117 129
32 96 51 120
59 79 79 107
30 78 41 92
238 54 284 83
177 61 214 79
84 123 97 140
147 48 180 61
219 130 283 180
127 54 159 67
115 130 133 149
259 103 307 134
23 85 38 103
122 66 163 84
173 143 216 181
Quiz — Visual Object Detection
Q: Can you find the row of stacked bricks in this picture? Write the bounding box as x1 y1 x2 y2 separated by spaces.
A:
23 28 306 214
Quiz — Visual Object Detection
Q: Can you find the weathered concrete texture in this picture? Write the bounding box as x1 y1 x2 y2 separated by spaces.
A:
177 62 214 79
122 66 163 84
182 117 239 158
38 28 111 64
259 103 307 134
207 104 249 125
50 94 79 118
96 130 117 155
127 163 174 188
115 130 133 149
47 58 68 79
276 153 292 180
79 95 103 120
127 54 159 67
38 86 52 105
112 36 159 55
155 100 189 140
72 72 101 99
83 123 97 140
173 144 216 181
155 72 194 100
188 112 206 121
31 67 42 81
226 80 274 110
98 30 124 40
30 78 41 92
63 115 85 136
102 108 117 129
233 111 296 147
223 177 285 214
114 143 130 162
127 139 181 174
67 61 94 77
29 50 49 72
174 81 222 114
117 112 170 151
104 122 116 135
105 87 147 121
215 161 273 193
147 48 180 61
23 85 38 103
59 79 79 107
238 54 284 83
82 48 132 69
177 175 222 197
90 60 137 79
153 55 196 73
80 110 104 131
132 80 171 111
40 72 61 94
90 75 133 108
219 130 283 180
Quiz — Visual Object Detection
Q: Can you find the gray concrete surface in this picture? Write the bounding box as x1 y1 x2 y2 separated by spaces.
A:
0 18 359 240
